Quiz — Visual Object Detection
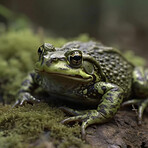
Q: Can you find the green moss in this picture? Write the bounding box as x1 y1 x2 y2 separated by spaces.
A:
0 103 87 148
123 50 146 66
0 30 39 103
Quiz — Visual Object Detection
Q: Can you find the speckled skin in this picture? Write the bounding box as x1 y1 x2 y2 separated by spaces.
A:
14 41 148 139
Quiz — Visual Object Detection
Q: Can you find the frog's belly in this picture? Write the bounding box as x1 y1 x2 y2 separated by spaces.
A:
40 74 100 105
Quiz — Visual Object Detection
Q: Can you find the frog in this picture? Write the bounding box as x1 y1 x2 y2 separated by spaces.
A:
14 41 148 139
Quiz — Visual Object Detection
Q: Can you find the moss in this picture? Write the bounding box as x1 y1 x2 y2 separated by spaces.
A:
0 103 87 148
123 50 146 66
0 30 39 103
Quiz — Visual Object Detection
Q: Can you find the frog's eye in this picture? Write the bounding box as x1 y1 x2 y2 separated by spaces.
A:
68 51 82 68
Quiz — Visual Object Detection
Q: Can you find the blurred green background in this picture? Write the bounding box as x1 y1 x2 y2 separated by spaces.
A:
0 0 148 59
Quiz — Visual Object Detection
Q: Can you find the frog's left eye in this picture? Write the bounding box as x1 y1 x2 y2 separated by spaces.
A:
68 51 82 68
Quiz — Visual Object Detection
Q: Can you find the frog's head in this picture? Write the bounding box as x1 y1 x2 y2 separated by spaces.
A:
35 43 104 84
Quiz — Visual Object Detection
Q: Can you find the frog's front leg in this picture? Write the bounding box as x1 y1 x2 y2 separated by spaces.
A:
61 82 124 139
13 72 40 107
122 67 148 125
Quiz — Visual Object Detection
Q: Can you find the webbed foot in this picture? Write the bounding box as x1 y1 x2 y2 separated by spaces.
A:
12 92 40 108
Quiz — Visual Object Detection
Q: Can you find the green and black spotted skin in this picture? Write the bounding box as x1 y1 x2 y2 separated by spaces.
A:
60 41 134 98
16 41 148 139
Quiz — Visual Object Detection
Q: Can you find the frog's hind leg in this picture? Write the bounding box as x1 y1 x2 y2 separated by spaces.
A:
61 82 124 139
122 67 148 125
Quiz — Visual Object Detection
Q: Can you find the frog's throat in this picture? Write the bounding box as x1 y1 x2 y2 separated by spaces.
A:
38 70 93 83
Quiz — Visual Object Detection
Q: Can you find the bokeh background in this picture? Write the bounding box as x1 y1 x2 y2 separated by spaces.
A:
0 0 148 60
0 0 148 58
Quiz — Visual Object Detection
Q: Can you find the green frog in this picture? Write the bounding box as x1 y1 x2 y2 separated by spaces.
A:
14 41 148 139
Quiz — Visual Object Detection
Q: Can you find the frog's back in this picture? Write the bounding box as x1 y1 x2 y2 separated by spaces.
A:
62 41 134 97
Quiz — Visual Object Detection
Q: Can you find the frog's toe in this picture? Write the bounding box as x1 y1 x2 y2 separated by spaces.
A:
61 114 89 140
62 116 96 140
81 114 102 140
122 99 141 107
12 99 25 108
12 92 40 108
23 93 40 103
59 107 84 116
61 114 88 124
12 100 20 108
62 110 106 140
137 98 148 125
81 120 90 140
122 98 148 125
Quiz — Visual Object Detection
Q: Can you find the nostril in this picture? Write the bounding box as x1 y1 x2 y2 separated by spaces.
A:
52 58 57 62
46 58 58 66
46 60 51 66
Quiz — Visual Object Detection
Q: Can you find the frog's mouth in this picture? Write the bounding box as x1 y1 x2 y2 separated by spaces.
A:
52 73 92 82
39 70 93 82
